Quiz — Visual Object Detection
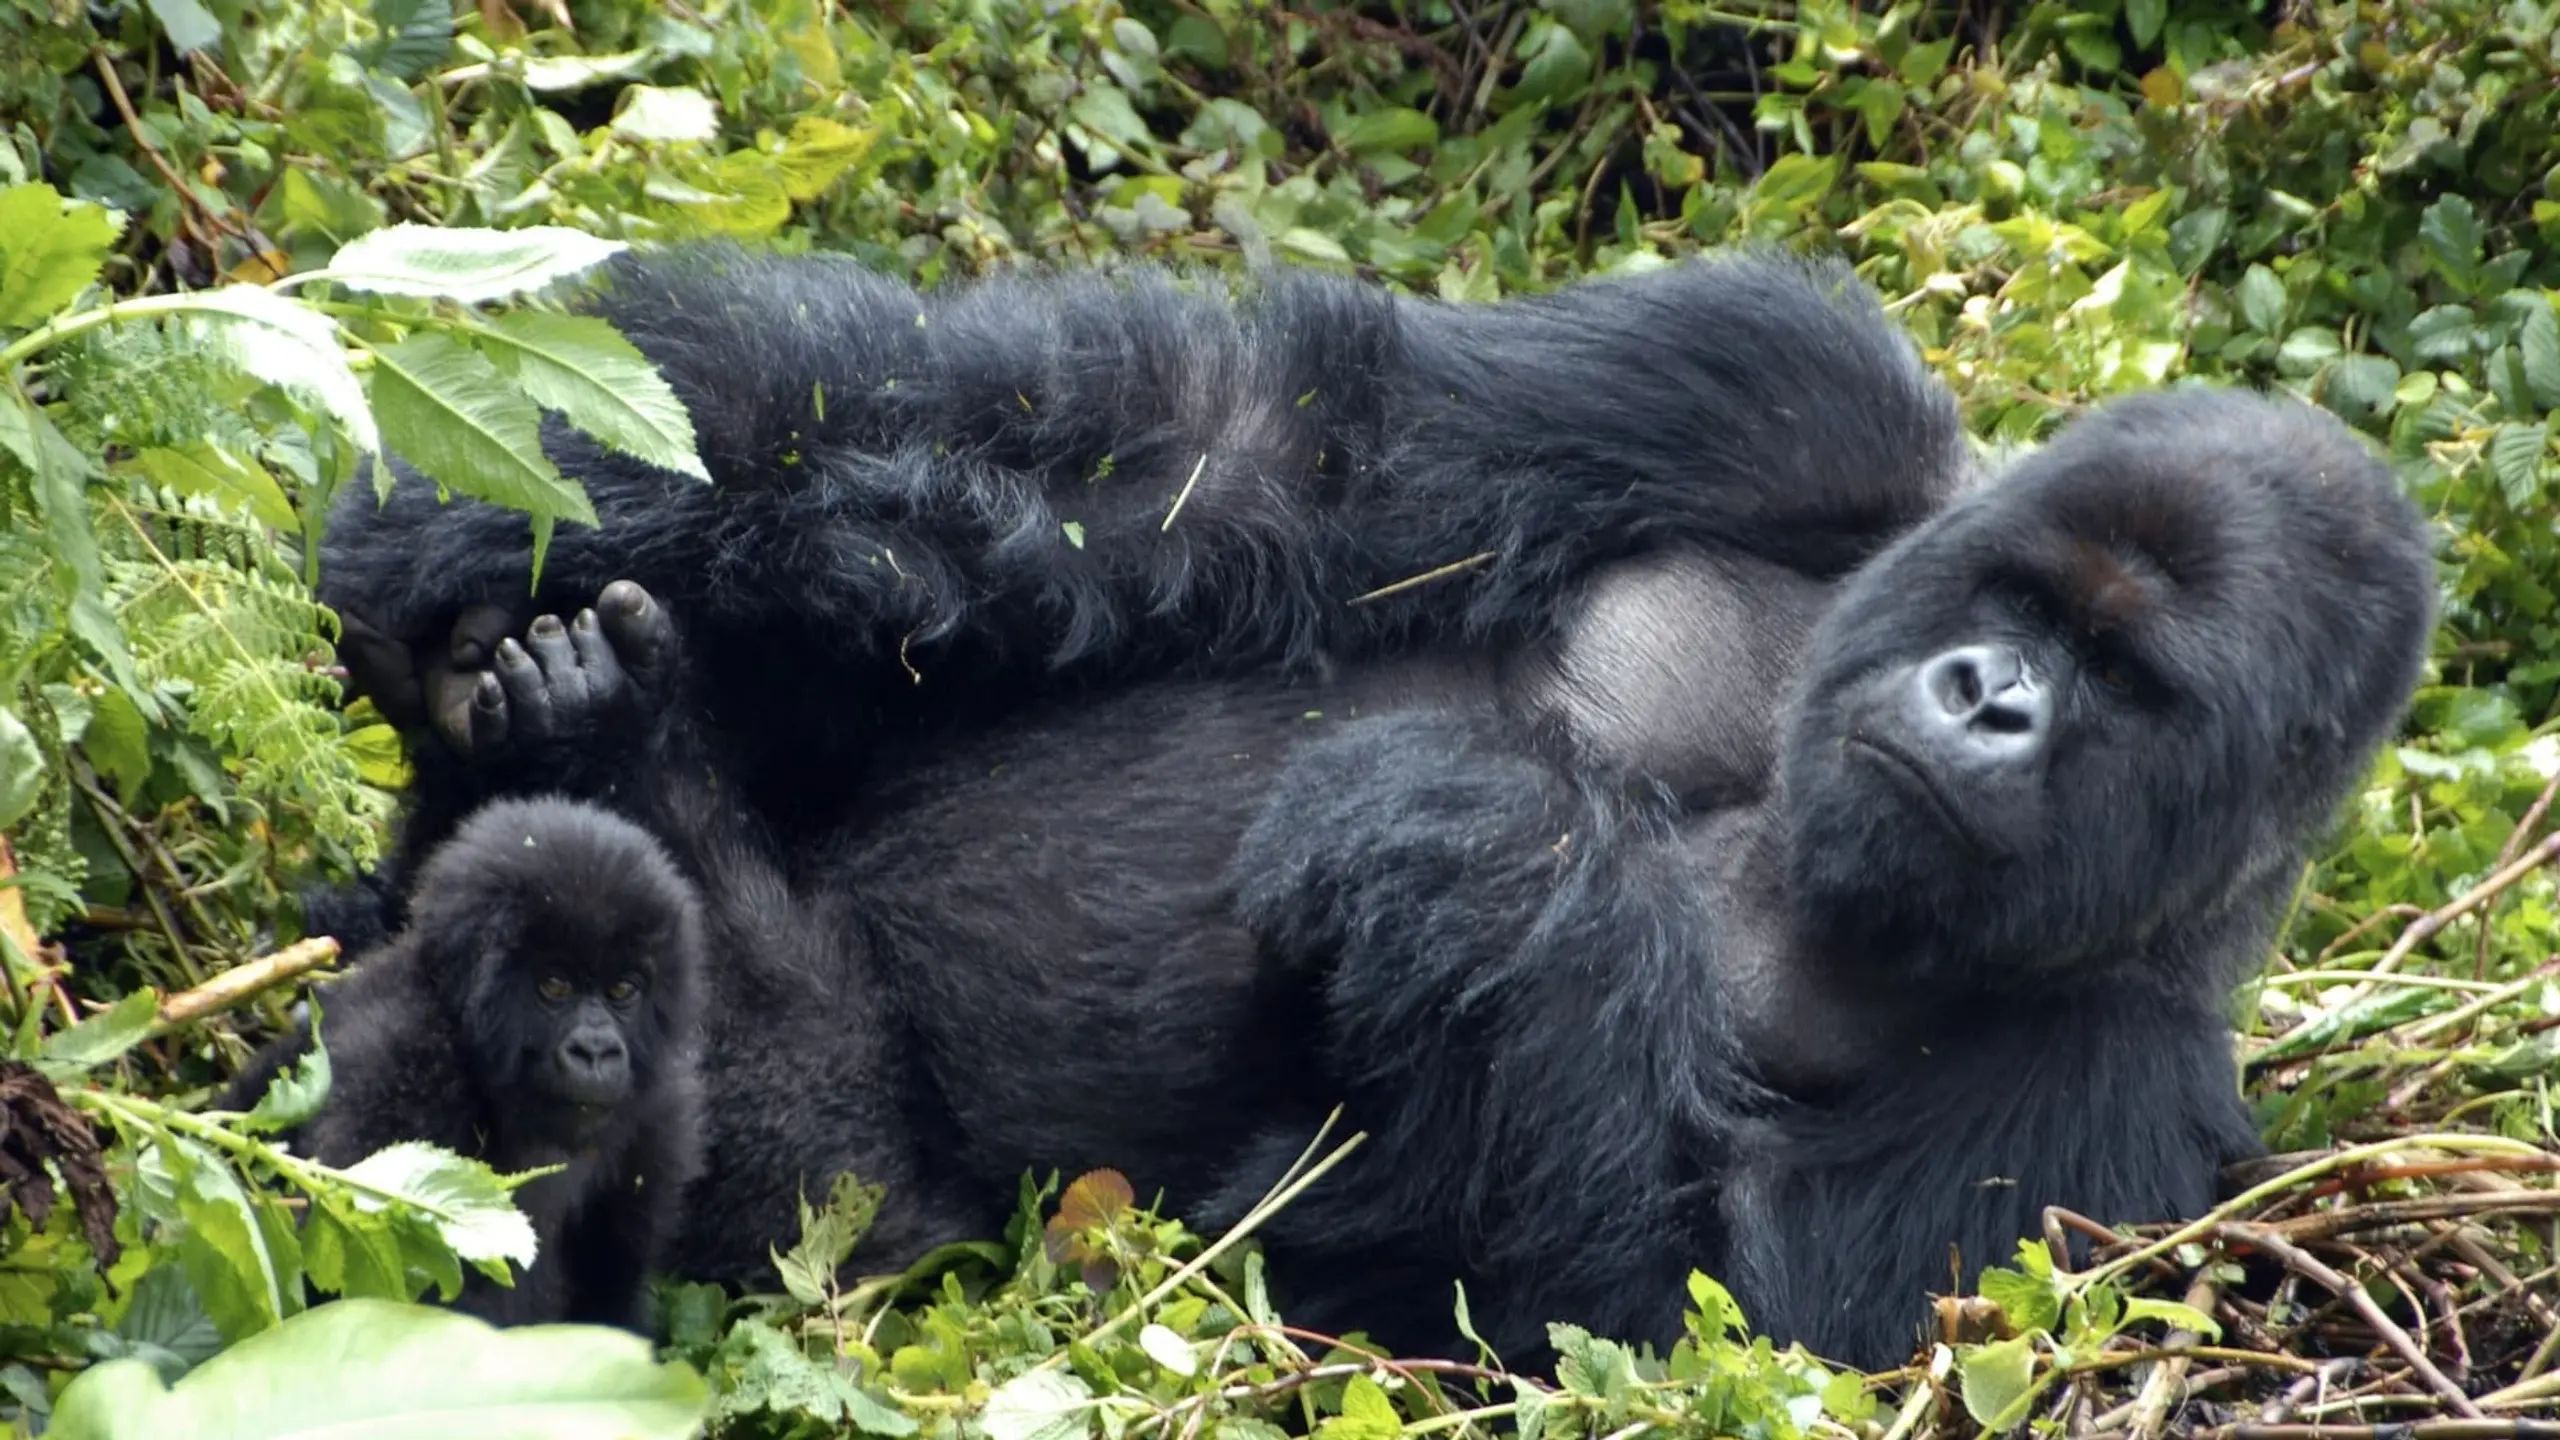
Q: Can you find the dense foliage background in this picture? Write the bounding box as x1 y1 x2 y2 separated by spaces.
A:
0 0 2554 1434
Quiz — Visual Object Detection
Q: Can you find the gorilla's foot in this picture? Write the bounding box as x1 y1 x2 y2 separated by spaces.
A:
446 580 679 767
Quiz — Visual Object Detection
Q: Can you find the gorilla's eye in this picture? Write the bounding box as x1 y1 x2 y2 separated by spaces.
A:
607 979 640 1004
2091 657 2138 695
537 977 573 1003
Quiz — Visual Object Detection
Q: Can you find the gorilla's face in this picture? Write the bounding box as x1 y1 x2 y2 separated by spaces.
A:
1778 390 2436 980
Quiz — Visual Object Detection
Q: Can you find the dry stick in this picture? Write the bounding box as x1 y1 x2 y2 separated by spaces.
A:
2215 1223 2484 1419
2214 1425 2560 1439
2271 1190 2560 1241
1346 552 1499 607
151 937 341 1032
2128 1275 2222 1440
2211 1414 2560 1424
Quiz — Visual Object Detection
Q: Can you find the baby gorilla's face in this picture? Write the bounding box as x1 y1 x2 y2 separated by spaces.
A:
526 962 648 1112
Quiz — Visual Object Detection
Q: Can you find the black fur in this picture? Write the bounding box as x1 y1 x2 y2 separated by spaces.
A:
298 249 2437 1374
318 243 1970 859
234 797 709 1330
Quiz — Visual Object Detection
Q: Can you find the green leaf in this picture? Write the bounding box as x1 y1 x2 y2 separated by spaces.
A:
303 1198 410 1302
368 0 453 79
239 1020 332 1134
2520 297 2560 409
18 399 136 690
1897 37 1953 86
0 708 43 832
2125 0 2167 46
474 313 708 482
40 989 160 1070
980 1369 1094 1440
2118 1296 2223 1340
2420 195 2484 288
1336 107 1438 155
326 225 628 306
2322 354 2401 418
149 1135 297 1342
1068 84 1153 150
1510 20 1593 108
1138 1323 1197 1376
130 442 300 532
337 1141 540 1269
2236 264 2286 336
1976 1262 2061 1335
1958 1334 2041 1429
1316 1374 1401 1440
2485 420 2549 508
84 687 150 803
367 332 598 526
49 1298 710 1439
183 285 379 456
612 86 721 145
141 0 221 52
1748 152 1840 220
0 182 121 330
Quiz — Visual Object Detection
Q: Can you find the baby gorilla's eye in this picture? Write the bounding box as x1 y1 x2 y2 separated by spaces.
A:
2091 657 2137 694
537 977 573 1003
607 979 640 1003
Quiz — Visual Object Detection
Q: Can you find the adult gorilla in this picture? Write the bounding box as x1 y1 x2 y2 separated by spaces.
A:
300 248 2436 1371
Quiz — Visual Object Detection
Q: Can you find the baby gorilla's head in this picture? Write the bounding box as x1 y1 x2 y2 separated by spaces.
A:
407 797 706 1143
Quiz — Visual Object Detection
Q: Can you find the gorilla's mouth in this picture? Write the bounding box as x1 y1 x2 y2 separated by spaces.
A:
1844 735 1990 856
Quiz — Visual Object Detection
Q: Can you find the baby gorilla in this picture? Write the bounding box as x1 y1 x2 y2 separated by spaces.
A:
237 796 707 1329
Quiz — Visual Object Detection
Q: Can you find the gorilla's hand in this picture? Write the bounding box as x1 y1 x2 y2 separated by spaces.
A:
463 581 677 761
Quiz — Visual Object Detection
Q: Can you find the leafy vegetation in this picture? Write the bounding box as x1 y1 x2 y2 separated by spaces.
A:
0 0 2555 1434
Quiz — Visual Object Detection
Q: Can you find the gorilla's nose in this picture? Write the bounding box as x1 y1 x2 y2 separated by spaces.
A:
1913 644 2049 761
564 1031 628 1076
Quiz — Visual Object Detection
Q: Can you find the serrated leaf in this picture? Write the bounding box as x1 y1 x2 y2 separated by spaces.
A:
2486 419 2549 507
182 285 379 456
327 224 627 305
2421 195 2484 287
474 312 707 481
0 708 40 832
338 1140 540 1267
49 1298 710 1440
367 332 597 526
981 1369 1094 1440
2520 297 2560 409
302 1200 407 1300
130 442 299 531
41 988 161 1069
153 1135 295 1342
1974 1263 2061 1335
2236 264 2286 336
1958 1334 2041 1429
241 1027 332 1135
0 182 121 330
1336 107 1438 154
612 86 721 144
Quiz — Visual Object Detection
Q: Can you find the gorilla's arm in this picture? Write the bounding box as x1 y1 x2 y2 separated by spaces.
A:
1720 994 2257 1368
1226 709 1740 1363
322 248 1967 706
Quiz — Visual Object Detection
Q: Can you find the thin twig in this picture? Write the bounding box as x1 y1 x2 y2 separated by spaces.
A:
152 937 341 1032
2216 1223 2485 1419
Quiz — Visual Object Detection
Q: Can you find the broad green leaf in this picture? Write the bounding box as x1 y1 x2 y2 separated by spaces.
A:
2485 419 2549 508
981 1368 1093 1440
303 1199 412 1301
2126 0 2167 46
1336 107 1438 154
40 988 160 1070
474 312 708 481
367 332 598 526
2420 195 2484 287
0 707 42 831
1898 37 1954 86
612 86 721 144
1316 1374 1401 1440
1958 1334 2040 1429
1138 1323 1197 1376
83 687 151 804
1975 1262 2062 1335
338 1141 540 1268
150 1135 296 1342
141 0 220 52
183 285 379 455
368 0 454 81
18 399 137 690
0 182 121 330
2236 264 2286 335
48 1299 710 1440
518 51 657 92
1749 152 1840 218
1068 83 1152 150
327 224 627 305
2520 297 2560 409
130 442 299 531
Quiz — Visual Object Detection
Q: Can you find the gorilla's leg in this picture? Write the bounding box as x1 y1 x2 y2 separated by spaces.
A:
1221 709 1738 1366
